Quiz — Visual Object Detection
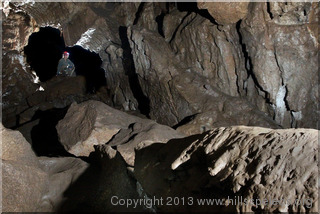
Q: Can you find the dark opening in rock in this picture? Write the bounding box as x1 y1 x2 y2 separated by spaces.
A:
155 12 165 37
24 27 65 81
24 27 106 93
30 107 73 157
65 45 106 93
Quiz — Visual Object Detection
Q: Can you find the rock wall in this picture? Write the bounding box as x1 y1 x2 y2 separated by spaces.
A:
240 2 319 129
2 9 39 127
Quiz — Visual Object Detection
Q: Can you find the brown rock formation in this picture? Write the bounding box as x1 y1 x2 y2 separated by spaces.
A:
197 2 249 24
56 100 184 163
1 124 89 212
135 126 319 213
240 2 319 128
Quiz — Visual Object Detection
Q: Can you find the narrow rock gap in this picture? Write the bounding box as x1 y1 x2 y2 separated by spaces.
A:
274 52 291 111
119 26 150 118
236 20 272 105
133 2 145 25
169 12 190 44
155 12 165 38
266 2 274 19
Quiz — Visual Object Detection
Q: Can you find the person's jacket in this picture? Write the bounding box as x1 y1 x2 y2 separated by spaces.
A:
57 58 75 76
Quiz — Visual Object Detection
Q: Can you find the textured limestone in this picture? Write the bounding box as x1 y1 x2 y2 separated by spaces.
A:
128 26 279 131
240 2 319 128
135 126 319 213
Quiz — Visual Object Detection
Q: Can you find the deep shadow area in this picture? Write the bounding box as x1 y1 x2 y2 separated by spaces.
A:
31 107 73 157
172 113 199 129
57 148 143 212
65 45 106 93
24 27 65 81
119 26 150 117
156 12 166 37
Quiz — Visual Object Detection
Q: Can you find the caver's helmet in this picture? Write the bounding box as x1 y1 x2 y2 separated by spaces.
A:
63 51 69 56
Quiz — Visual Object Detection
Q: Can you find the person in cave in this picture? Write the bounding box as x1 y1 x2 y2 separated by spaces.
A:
57 51 75 76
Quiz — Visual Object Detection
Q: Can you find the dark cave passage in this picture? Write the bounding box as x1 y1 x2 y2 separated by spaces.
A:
24 27 65 81
24 26 106 93
65 45 106 93
30 108 73 157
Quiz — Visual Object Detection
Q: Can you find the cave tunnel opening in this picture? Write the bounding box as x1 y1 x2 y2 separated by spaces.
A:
24 26 64 81
24 26 106 93
65 45 106 93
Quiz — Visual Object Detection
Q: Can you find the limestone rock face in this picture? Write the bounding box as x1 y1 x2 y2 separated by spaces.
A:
135 126 319 213
240 2 319 128
56 100 184 160
2 10 39 127
197 2 249 24
167 12 247 97
128 26 279 131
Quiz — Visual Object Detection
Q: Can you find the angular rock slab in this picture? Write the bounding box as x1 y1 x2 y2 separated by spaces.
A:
135 126 318 213
56 100 184 163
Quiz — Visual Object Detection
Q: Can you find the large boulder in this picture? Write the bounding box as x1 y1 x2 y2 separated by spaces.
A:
135 126 318 213
56 100 184 163
197 2 249 24
1 124 47 212
1 124 89 212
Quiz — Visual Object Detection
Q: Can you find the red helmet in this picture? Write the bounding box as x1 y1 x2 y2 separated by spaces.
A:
63 51 69 55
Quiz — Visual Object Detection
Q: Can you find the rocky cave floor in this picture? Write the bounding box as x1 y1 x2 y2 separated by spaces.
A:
1 2 319 213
